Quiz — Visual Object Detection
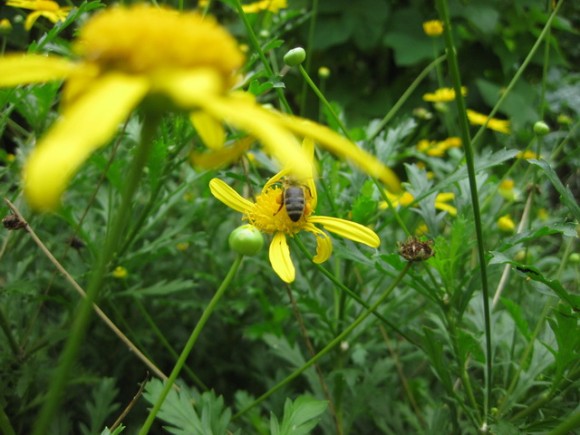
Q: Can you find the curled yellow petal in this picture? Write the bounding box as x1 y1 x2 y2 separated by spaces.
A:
0 55 77 87
269 232 295 283
304 223 333 264
23 73 149 211
190 111 226 150
309 216 380 248
209 178 254 214
191 137 253 169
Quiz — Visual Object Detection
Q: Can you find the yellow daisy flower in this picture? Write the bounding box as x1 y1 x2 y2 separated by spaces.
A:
422 20 444 37
242 0 287 13
6 0 71 30
422 87 467 103
209 140 380 283
0 5 399 211
380 190 457 216
466 109 511 134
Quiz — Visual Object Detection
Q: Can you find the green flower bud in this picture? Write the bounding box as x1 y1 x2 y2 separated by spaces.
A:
569 253 580 264
228 225 264 256
283 47 306 67
533 121 550 136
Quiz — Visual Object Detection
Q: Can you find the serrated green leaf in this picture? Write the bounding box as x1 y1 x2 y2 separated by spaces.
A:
277 396 327 435
528 159 580 221
547 306 580 383
80 378 119 435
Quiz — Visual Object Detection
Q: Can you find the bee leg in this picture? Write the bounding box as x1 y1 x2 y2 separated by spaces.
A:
273 192 284 216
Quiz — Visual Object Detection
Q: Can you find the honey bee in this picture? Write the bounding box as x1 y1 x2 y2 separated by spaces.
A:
275 178 311 222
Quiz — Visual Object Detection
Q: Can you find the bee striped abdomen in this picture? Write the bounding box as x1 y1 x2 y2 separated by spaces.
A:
284 186 306 222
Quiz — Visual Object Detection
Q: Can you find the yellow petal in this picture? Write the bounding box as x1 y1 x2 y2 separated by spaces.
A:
309 216 380 248
0 54 77 87
302 137 318 210
304 223 333 264
196 97 313 181
191 137 253 169
277 117 401 194
190 111 226 150
269 232 295 283
23 73 149 211
435 202 457 216
209 178 254 213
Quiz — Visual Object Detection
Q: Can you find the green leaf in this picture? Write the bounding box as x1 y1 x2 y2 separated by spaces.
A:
547 306 580 384
501 298 531 341
422 327 453 393
271 396 327 435
143 379 232 435
80 378 119 435
351 179 377 224
528 159 580 221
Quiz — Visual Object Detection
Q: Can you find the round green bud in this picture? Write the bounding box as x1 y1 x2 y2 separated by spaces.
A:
569 253 580 264
283 47 306 67
533 121 550 136
228 225 264 256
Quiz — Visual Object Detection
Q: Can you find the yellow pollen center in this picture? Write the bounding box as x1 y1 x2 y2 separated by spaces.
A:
247 187 313 235
74 5 244 87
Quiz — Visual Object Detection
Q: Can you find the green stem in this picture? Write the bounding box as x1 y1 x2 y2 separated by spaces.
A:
0 306 19 357
233 0 293 114
470 0 563 149
139 254 244 434
299 0 319 117
293 236 420 348
548 411 580 435
32 114 160 435
435 0 492 427
368 54 446 142
298 64 351 140
0 403 16 435
232 262 412 419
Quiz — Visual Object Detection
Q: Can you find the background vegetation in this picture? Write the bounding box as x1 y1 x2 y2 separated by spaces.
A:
1 0 579 434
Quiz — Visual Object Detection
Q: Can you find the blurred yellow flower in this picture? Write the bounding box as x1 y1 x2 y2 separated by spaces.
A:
6 0 71 30
466 109 511 134
497 214 516 232
242 0 287 13
498 179 517 201
0 5 398 211
417 137 461 157
537 208 548 221
112 266 128 279
422 20 444 37
423 87 467 103
380 190 457 216
176 242 190 251
415 223 429 236
210 139 380 283
0 18 12 31
318 66 331 78
516 150 539 160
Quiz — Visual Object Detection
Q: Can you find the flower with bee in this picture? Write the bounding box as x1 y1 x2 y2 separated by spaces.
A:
210 138 381 283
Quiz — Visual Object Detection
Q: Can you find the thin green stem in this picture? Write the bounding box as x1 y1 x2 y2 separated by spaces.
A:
0 403 16 435
436 0 492 427
232 262 412 420
299 0 318 117
139 254 244 434
293 236 420 348
32 114 160 435
548 411 580 435
368 54 446 142
233 0 293 114
298 64 351 140
0 306 19 357
470 0 564 149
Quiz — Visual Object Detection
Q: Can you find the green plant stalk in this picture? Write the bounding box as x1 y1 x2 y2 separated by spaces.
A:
0 403 16 435
232 262 412 419
0 306 19 357
299 0 319 117
435 0 492 427
293 236 420 348
298 64 351 140
233 0 292 114
368 54 446 142
139 254 244 434
470 0 564 149
32 114 160 435
548 411 580 435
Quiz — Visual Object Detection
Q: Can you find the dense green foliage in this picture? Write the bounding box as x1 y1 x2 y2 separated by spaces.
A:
1 0 578 434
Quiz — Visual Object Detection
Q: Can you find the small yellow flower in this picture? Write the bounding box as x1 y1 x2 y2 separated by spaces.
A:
466 109 511 134
6 153 16 163
516 150 539 160
242 0 287 13
318 66 331 78
497 214 516 232
6 0 71 31
423 20 444 37
0 5 399 211
210 140 380 283
537 208 549 221
0 18 12 31
176 242 190 251
112 266 128 279
498 179 517 201
415 223 429 236
380 190 457 216
423 87 467 103
416 136 462 157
